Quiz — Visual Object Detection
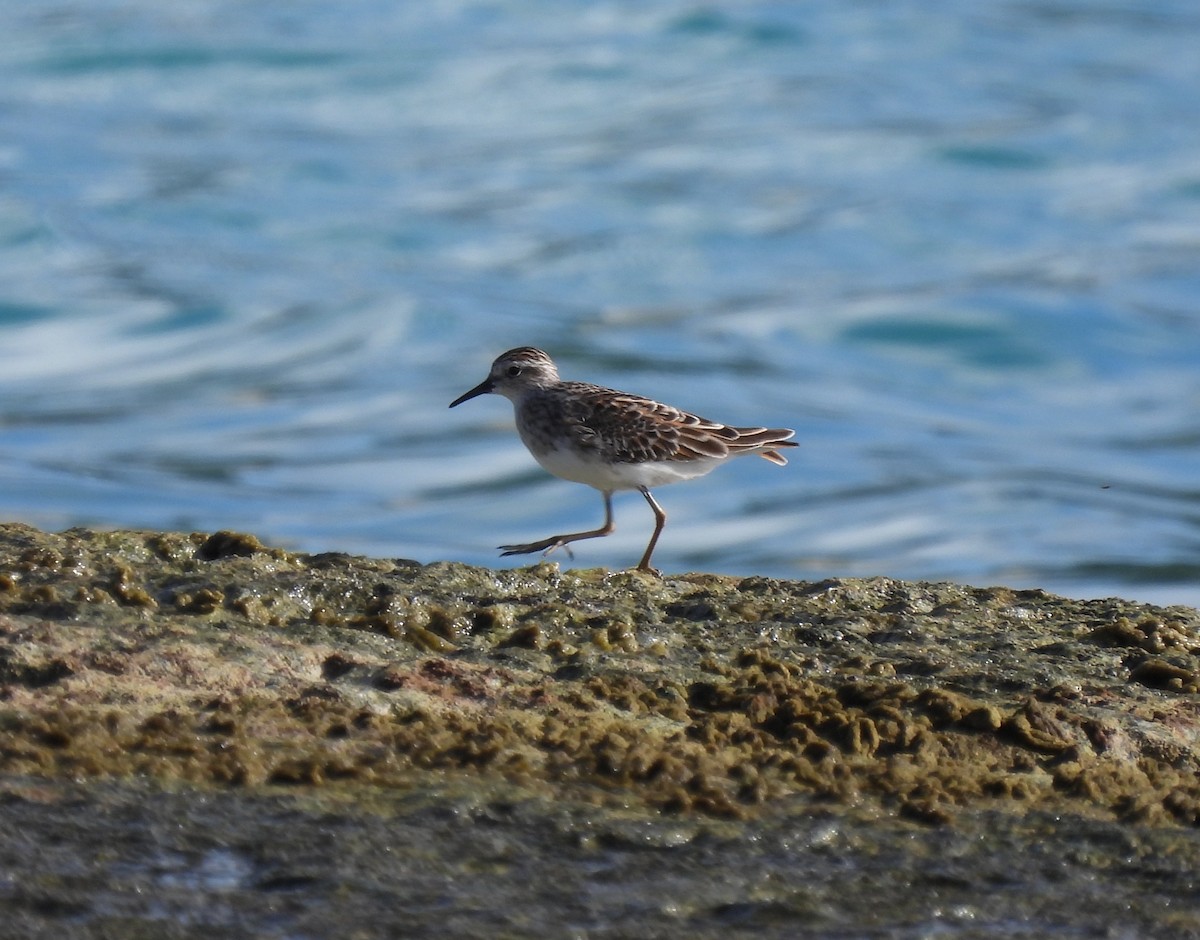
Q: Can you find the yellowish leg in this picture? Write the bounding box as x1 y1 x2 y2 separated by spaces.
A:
499 491 615 559
635 487 666 574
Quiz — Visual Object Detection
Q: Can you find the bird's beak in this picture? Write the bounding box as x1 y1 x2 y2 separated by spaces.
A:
449 378 494 408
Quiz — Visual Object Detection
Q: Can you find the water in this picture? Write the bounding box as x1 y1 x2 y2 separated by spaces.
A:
0 1 1198 606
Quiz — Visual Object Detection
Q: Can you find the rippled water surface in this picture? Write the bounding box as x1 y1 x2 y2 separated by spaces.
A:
1 1 1198 606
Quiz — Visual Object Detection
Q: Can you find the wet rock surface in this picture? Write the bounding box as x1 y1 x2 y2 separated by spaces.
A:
2 778 1199 940
0 522 1198 936
1 522 1197 823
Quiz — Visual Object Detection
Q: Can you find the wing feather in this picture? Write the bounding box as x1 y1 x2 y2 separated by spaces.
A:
561 382 796 464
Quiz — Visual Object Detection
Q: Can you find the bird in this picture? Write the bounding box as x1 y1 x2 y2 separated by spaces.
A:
449 346 796 573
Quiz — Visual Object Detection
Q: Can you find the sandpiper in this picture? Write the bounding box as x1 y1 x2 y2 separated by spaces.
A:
449 346 797 573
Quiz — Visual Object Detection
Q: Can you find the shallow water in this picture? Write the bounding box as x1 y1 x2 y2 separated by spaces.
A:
0 1 1198 606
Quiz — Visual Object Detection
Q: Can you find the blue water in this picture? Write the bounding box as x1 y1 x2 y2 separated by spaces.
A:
1 1 1198 608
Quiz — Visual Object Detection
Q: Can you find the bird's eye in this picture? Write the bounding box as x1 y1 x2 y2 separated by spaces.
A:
506 365 522 377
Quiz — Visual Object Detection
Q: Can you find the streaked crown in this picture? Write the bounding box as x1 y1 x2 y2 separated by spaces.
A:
449 346 561 408
492 347 559 382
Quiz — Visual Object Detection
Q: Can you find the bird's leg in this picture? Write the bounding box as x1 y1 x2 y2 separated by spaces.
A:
499 491 615 560
634 487 666 574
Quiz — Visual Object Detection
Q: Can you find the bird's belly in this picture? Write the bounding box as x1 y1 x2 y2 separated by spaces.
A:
532 445 719 491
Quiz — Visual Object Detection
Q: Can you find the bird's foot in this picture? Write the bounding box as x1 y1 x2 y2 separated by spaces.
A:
499 537 576 561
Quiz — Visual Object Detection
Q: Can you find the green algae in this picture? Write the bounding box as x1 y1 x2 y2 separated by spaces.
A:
0 522 1197 824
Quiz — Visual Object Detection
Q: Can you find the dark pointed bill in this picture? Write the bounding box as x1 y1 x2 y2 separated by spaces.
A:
449 378 494 408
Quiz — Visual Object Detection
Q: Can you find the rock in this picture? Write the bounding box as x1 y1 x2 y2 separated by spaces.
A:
0 522 1197 824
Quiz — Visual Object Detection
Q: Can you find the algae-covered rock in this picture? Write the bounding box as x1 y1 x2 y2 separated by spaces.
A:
0 522 1197 824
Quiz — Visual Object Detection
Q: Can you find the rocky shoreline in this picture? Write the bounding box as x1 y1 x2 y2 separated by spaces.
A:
1 522 1197 826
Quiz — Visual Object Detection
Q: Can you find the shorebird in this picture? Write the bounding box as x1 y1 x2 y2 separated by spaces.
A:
449 346 796 573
